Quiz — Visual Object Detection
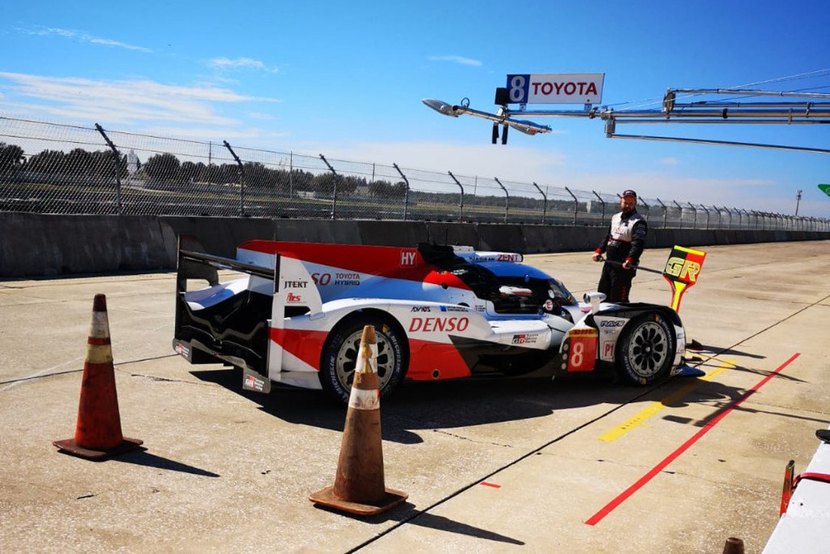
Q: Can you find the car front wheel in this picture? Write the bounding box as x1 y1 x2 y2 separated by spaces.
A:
616 313 675 385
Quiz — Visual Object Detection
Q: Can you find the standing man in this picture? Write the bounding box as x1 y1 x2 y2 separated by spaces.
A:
592 189 648 302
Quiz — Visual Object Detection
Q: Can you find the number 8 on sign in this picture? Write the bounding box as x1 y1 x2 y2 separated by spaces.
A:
507 74 529 103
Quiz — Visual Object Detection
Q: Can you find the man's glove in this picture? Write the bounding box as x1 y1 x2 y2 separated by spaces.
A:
622 257 634 270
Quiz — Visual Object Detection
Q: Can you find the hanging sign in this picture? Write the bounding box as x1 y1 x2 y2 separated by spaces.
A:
505 73 605 104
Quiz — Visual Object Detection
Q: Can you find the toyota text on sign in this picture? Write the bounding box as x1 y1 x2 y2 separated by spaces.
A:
506 73 605 104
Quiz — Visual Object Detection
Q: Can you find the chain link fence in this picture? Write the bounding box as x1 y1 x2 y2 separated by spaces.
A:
1 116 827 231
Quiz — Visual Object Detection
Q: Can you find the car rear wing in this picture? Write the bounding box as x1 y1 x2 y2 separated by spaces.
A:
174 238 285 393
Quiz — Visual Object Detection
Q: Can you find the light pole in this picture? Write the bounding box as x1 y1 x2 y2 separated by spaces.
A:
795 189 803 216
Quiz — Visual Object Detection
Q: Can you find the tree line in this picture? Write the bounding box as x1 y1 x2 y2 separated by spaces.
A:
0 141 571 210
0 142 409 199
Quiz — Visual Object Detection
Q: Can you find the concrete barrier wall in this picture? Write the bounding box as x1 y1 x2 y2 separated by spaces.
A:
1 212 828 278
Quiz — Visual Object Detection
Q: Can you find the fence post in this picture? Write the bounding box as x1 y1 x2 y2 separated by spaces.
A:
687 202 697 229
532 182 548 223
565 186 578 225
223 141 245 216
592 191 606 227
721 206 732 229
656 198 667 229
493 177 509 223
392 163 410 221
318 154 338 220
94 124 123 215
672 201 683 229
447 171 465 222
699 204 710 230
639 197 650 224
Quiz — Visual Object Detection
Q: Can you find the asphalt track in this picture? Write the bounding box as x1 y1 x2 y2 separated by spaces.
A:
1 241 828 553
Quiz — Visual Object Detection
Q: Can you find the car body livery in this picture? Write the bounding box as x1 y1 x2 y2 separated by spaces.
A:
173 239 686 403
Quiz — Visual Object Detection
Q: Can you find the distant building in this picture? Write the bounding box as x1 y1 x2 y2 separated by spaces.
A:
126 150 139 174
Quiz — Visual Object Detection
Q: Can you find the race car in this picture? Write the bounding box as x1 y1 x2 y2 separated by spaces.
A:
173 239 687 404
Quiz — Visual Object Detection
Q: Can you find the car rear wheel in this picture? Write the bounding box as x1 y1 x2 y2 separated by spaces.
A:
320 314 407 404
616 313 675 385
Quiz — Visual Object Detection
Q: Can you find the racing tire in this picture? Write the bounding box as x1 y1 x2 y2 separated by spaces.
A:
320 314 407 405
615 313 675 385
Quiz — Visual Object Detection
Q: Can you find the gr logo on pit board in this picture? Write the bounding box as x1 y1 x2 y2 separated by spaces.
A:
664 257 701 283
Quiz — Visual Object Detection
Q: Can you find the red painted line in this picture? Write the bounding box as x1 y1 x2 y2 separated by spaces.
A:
585 352 800 526
480 482 501 488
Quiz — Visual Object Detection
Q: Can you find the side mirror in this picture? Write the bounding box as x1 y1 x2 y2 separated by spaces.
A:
583 292 606 314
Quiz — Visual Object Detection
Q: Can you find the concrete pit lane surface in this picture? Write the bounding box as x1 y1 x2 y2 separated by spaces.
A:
1 241 828 553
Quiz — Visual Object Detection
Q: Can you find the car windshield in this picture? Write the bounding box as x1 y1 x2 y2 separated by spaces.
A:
474 262 577 315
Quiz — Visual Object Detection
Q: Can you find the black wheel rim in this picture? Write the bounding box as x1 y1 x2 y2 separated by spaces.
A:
627 321 669 379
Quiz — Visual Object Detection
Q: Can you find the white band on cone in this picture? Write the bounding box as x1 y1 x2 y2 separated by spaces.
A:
348 387 380 410
89 312 110 338
355 344 378 374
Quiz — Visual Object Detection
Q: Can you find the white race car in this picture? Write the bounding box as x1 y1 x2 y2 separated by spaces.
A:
173 240 686 403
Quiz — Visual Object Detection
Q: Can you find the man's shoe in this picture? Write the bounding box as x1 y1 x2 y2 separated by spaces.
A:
817 429 830 444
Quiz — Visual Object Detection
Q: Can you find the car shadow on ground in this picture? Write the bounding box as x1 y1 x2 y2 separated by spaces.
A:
188 362 778 444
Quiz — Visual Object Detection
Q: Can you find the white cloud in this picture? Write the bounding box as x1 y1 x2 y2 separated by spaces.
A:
247 111 276 121
660 157 679 166
428 55 483 67
209 57 279 73
26 26 152 53
0 72 280 128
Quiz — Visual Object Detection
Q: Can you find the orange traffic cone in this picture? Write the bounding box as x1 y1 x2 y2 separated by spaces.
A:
309 325 407 516
53 294 143 460
779 459 795 515
722 537 745 554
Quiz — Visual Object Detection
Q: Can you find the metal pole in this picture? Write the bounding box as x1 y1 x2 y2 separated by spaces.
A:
639 198 651 220
94 123 123 215
592 191 607 227
654 198 667 229
392 163 410 221
447 171 465 222
318 154 338 220
223 141 245 216
699 204 710 230
533 182 548 223
673 200 683 229
687 202 697 229
721 206 732 229
639 197 650 223
565 186 578 225
494 177 509 223
795 189 802 216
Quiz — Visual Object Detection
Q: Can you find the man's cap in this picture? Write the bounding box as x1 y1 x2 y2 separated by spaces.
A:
621 189 637 198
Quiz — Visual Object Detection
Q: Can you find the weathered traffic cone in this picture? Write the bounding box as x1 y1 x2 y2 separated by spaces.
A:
309 325 407 516
779 459 795 515
722 537 745 554
53 294 143 460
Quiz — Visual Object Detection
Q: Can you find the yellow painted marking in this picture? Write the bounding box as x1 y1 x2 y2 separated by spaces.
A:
599 359 735 442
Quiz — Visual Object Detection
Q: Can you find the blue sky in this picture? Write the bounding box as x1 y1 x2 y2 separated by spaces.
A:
2 0 829 217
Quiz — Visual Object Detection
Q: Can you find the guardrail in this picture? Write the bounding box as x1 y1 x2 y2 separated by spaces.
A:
1 116 827 231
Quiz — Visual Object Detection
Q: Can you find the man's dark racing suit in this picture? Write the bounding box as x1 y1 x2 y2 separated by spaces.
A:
595 209 647 302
